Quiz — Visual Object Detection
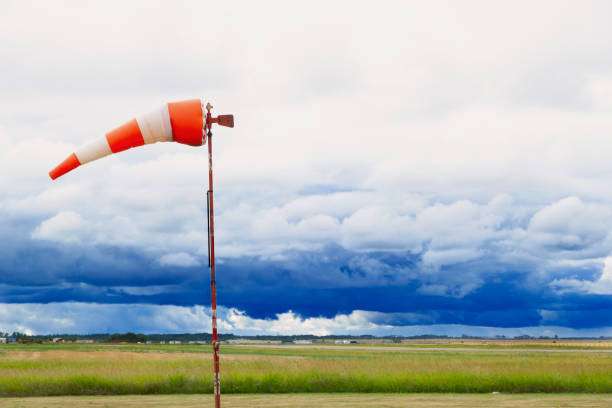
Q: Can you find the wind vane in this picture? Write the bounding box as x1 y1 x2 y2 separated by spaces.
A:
49 98 234 407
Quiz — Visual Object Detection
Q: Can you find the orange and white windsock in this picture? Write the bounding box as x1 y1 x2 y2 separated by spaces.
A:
49 99 206 180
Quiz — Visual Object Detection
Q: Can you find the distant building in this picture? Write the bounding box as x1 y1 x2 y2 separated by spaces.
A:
293 340 312 344
52 338 64 343
8 337 17 343
75 339 94 343
0 338 6 344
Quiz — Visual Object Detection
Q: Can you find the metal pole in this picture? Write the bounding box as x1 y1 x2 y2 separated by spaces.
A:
206 105 221 408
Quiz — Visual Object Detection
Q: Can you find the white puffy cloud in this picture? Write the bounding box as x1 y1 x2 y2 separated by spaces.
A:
31 211 87 243
528 197 611 249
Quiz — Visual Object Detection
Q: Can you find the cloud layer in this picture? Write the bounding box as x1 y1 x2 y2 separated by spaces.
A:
1 302 610 338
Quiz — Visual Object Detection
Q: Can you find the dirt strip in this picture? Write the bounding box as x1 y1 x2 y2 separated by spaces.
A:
1 394 611 408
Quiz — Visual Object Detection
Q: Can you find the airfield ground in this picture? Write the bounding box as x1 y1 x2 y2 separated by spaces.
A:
0 341 610 405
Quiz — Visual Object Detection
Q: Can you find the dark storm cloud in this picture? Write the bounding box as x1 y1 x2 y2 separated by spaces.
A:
2 213 611 330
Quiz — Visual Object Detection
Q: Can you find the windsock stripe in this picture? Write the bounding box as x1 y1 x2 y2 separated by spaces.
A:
136 104 173 145
74 136 113 165
105 118 144 153
49 153 80 180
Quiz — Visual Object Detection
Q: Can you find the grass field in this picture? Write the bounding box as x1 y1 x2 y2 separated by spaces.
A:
2 394 612 408
0 343 611 396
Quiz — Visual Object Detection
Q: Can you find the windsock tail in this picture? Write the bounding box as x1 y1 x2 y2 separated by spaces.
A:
49 99 205 180
48 119 138 180
49 153 80 180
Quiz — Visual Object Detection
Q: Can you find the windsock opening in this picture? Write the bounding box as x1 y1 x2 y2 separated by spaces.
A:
168 99 204 146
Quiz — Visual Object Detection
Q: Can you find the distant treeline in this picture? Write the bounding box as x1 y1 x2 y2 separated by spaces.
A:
2 331 611 343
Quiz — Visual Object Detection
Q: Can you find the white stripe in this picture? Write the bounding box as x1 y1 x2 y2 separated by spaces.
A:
136 104 173 145
74 136 112 164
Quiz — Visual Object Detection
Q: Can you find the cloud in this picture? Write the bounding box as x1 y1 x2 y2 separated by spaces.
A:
158 252 200 267
6 191 612 330
551 256 612 295
31 211 87 243
528 197 611 251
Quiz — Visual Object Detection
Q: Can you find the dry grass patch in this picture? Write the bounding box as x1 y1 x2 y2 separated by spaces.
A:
0 350 272 362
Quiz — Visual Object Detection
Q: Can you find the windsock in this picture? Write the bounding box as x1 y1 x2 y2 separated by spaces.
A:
49 99 233 180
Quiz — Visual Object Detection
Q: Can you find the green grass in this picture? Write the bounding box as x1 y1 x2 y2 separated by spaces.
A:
0 344 610 396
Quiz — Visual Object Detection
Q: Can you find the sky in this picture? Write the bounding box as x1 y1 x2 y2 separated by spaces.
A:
1 1 612 337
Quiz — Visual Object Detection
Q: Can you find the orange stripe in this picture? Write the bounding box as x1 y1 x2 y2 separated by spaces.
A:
168 99 203 146
49 153 80 180
105 118 144 153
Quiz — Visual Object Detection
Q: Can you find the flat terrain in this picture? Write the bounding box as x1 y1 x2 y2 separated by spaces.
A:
238 344 612 353
0 342 610 396
1 394 612 408
395 338 612 349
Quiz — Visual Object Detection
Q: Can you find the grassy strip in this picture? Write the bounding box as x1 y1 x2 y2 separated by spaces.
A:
0 374 210 396
1 346 611 396
1 371 611 396
225 371 612 393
